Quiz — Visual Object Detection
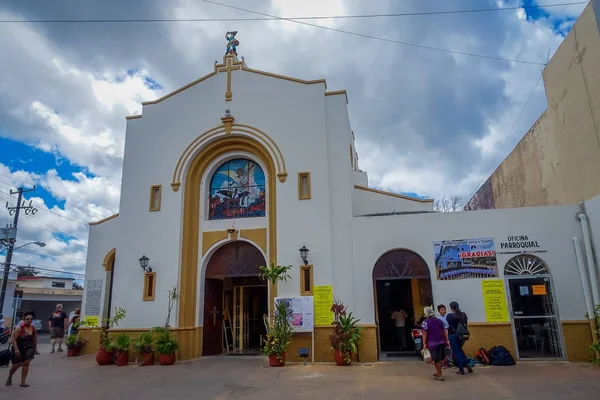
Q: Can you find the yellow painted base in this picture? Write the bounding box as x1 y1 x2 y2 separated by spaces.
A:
78 321 594 364
78 327 203 362
463 323 515 357
562 321 593 362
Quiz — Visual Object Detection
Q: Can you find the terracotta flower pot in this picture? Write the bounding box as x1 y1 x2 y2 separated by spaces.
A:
96 348 114 365
115 350 129 366
159 353 176 365
269 352 286 367
142 352 155 366
334 350 352 366
67 347 80 357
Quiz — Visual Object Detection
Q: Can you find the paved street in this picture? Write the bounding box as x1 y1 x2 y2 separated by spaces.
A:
1 349 599 399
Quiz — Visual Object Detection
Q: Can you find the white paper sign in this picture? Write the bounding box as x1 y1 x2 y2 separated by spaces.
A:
275 296 314 333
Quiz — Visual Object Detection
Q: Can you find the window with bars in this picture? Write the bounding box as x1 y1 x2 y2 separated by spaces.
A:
298 172 311 200
149 185 162 211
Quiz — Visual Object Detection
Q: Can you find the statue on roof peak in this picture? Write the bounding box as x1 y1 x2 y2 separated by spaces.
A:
225 31 239 56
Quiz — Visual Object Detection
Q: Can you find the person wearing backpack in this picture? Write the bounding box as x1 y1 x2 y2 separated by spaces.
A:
446 301 473 375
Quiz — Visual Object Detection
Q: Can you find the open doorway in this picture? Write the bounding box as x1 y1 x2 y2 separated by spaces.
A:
202 241 268 357
376 279 415 352
372 249 433 361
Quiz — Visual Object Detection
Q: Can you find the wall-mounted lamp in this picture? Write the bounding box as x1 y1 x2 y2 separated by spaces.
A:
139 255 152 273
299 246 309 265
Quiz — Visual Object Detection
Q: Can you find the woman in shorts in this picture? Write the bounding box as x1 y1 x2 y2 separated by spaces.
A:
6 311 37 387
422 306 450 381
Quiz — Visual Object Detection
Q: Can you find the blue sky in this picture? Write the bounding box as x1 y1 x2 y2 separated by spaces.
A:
0 0 588 278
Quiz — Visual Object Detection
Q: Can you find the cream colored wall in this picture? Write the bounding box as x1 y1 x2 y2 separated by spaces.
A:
469 4 600 209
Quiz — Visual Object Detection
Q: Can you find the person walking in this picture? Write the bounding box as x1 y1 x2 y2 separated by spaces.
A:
422 306 450 381
48 304 68 353
68 308 81 335
446 301 473 375
391 307 409 349
437 304 452 368
6 311 37 387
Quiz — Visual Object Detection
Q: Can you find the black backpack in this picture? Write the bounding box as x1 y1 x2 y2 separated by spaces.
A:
0 349 11 367
454 313 470 343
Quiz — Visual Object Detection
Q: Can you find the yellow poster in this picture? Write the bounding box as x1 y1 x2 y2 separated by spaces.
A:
84 316 99 327
314 285 334 326
481 279 509 322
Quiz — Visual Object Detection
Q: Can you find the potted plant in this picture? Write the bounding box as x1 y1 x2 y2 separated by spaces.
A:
88 307 126 365
262 298 293 367
133 331 155 366
329 299 362 366
154 327 178 365
111 333 132 366
66 334 87 357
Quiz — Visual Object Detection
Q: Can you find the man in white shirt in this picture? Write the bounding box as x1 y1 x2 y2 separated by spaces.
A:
0 314 4 329
391 307 409 349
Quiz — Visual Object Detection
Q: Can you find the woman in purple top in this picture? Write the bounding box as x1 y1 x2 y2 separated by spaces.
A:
422 306 450 381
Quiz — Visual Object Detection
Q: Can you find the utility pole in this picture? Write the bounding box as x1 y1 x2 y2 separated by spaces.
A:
0 186 37 314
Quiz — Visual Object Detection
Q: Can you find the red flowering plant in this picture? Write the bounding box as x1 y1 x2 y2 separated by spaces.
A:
329 299 362 364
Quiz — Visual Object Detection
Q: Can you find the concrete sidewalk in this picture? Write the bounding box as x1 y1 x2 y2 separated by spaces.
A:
2 352 600 399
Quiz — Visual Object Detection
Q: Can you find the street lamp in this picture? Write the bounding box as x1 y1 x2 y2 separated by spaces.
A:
14 241 46 251
139 255 152 272
1 241 46 255
299 246 309 265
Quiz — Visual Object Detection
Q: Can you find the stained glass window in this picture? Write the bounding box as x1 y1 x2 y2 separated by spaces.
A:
208 159 266 220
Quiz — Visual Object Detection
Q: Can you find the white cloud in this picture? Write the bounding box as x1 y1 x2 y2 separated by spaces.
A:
0 0 589 276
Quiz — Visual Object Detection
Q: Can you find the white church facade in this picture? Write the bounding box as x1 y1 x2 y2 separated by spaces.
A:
81 41 600 363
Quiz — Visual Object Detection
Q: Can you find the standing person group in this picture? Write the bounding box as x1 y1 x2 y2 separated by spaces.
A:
422 301 473 381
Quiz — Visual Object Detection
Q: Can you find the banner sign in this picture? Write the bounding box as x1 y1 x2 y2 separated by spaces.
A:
434 238 499 280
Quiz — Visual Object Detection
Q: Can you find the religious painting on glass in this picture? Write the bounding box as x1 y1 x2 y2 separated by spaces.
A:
209 159 266 219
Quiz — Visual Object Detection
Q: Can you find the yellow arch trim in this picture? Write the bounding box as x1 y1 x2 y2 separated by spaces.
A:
178 135 277 328
172 123 287 191
103 248 116 272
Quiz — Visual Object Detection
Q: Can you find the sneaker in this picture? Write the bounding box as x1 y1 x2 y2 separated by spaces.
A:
57 348 64 352
467 366 473 373
51 349 55 353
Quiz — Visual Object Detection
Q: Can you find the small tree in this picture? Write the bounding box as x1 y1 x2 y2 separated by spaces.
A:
434 196 464 212
73 282 84 290
165 286 180 328
17 265 38 278
259 262 292 286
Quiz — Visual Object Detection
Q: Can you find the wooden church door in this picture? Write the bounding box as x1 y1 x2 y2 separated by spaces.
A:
202 278 224 356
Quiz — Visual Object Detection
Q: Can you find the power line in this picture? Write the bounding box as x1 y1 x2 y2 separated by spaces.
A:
0 174 113 219
0 189 89 226
0 192 88 249
466 73 544 205
0 2 587 23
200 0 550 66
10 264 84 277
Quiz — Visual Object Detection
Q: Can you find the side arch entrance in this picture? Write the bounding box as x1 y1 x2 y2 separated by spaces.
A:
372 249 433 359
504 254 565 359
202 241 268 356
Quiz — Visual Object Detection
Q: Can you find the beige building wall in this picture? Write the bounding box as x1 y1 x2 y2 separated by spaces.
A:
465 4 600 210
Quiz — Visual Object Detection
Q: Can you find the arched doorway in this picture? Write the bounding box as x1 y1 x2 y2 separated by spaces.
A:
372 249 433 359
504 254 565 359
203 241 268 356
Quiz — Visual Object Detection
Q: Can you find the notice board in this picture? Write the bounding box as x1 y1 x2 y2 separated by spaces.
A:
481 279 509 322
314 285 334 326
